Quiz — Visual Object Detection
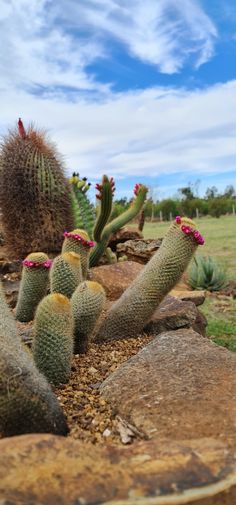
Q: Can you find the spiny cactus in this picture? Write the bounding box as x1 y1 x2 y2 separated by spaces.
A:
0 283 68 437
71 281 106 353
0 118 73 258
15 252 51 322
62 229 94 279
89 182 148 267
50 252 82 298
69 173 94 239
93 175 115 243
96 217 205 341
33 293 74 386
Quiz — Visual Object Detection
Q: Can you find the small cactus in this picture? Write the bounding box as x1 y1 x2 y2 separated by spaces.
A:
50 252 82 298
71 281 106 353
96 217 204 341
15 252 51 322
33 293 74 386
62 229 95 279
0 283 68 437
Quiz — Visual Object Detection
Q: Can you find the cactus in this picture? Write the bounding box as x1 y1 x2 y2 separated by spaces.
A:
62 229 94 280
93 175 115 242
105 247 117 264
15 252 51 322
0 119 73 258
50 252 82 298
33 293 74 386
89 182 148 267
0 283 68 437
96 217 205 341
69 173 95 239
71 281 106 353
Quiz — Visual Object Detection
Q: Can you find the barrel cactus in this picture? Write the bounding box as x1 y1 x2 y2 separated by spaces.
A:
71 281 106 353
0 118 73 258
0 283 68 437
96 217 205 341
50 252 82 298
33 293 74 386
15 252 51 322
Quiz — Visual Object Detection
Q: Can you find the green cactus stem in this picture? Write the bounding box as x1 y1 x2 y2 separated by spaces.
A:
50 252 82 298
69 173 94 239
96 217 204 341
62 229 95 280
0 119 73 258
71 281 106 354
105 247 117 264
33 293 74 386
93 175 115 243
89 183 148 267
0 283 68 437
15 252 51 322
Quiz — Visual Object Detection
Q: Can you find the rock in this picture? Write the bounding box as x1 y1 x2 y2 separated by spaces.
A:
89 261 143 300
144 295 207 336
170 289 206 306
116 238 162 264
1 279 20 308
0 433 236 504
108 226 143 250
101 329 236 448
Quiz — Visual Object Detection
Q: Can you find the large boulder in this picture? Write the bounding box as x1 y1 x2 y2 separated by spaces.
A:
101 329 236 448
116 238 162 264
89 261 143 300
0 433 236 504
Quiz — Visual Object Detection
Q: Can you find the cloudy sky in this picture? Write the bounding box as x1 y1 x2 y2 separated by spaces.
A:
1 0 236 199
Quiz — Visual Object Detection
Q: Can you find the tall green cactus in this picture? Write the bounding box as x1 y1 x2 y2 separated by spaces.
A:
0 119 73 258
71 281 106 353
69 173 95 239
0 283 68 437
33 293 74 386
62 229 94 279
50 252 82 298
96 217 205 341
93 175 115 242
15 252 51 322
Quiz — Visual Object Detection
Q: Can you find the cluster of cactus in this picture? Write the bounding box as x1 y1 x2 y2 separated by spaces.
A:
96 217 204 341
69 175 148 267
0 119 73 258
0 283 68 437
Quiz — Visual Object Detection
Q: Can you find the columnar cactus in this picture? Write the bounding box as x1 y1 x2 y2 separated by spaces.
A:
0 119 73 258
50 252 82 298
96 217 204 341
93 175 115 243
71 281 106 353
33 293 74 386
0 283 68 437
15 252 51 322
69 173 94 239
62 229 94 279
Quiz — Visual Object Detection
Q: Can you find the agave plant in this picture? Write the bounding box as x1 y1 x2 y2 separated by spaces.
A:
188 256 227 292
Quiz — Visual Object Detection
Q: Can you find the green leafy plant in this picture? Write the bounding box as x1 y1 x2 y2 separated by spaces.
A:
188 256 227 291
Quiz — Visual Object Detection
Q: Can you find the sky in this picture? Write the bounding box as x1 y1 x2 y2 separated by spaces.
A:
0 0 236 200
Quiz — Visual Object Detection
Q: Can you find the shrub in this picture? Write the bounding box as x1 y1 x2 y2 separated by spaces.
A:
188 256 227 291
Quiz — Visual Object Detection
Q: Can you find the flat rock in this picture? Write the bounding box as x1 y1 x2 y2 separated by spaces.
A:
101 329 236 449
170 289 206 306
144 295 207 336
0 433 236 504
90 261 143 300
108 226 143 249
116 238 162 264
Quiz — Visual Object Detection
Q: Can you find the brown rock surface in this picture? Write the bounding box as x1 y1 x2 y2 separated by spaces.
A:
0 433 236 505
116 238 162 264
144 296 207 336
90 261 143 300
170 289 206 306
108 226 143 249
101 329 236 448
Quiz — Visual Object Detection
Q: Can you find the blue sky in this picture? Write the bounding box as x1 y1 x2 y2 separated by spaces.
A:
0 0 236 200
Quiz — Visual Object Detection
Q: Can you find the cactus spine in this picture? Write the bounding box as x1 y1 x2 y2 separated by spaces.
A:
0 119 73 258
62 229 94 279
96 217 204 341
50 252 82 298
0 283 68 437
15 252 51 322
33 293 74 386
71 281 106 353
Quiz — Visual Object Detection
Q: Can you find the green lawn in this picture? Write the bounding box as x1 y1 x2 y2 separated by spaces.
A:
141 215 236 280
200 296 236 352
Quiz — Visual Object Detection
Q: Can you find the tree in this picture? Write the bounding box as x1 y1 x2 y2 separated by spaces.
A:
205 186 218 200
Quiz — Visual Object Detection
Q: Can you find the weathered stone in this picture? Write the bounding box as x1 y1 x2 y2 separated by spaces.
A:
170 289 206 306
1 279 20 308
116 238 162 264
89 261 143 300
101 329 236 448
0 433 236 504
144 295 207 336
108 226 143 249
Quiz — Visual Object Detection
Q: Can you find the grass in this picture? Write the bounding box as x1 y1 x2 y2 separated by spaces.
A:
200 296 236 352
140 215 236 280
